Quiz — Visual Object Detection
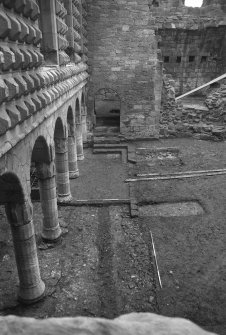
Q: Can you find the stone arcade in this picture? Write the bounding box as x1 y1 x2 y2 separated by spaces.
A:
0 0 225 334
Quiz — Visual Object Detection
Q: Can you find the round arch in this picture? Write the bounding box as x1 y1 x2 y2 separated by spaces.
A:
0 172 25 205
54 117 65 139
67 106 74 136
31 136 51 164
81 92 85 107
75 98 80 125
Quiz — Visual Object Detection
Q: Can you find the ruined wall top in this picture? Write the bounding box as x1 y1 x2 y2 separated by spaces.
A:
148 0 184 8
202 0 226 11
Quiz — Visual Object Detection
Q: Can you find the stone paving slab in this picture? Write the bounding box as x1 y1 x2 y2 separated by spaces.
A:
70 148 129 201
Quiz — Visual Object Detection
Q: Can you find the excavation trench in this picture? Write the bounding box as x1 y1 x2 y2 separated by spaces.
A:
0 142 226 335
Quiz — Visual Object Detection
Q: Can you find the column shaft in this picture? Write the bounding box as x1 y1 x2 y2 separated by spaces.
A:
76 123 84 161
6 203 45 304
37 162 62 240
55 137 72 202
82 114 88 142
68 135 79 178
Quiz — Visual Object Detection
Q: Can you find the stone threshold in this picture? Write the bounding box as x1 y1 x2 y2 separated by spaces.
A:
57 199 131 206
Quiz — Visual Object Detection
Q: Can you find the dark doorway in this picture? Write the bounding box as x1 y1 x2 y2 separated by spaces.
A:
94 88 120 132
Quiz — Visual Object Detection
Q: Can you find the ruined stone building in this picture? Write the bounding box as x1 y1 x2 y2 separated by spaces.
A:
0 0 226 315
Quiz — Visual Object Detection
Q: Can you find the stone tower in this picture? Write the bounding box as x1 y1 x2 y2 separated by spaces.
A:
86 0 162 139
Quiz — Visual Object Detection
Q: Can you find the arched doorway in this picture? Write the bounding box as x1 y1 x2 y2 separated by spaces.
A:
0 172 45 303
94 88 121 131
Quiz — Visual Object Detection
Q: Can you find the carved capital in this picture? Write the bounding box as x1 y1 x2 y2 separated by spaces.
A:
5 198 33 227
54 137 68 153
68 123 75 137
36 162 56 180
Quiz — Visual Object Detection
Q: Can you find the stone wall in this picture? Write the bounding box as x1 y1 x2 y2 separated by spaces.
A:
160 76 226 140
151 1 226 95
0 0 88 139
0 0 88 303
159 27 226 95
86 0 162 139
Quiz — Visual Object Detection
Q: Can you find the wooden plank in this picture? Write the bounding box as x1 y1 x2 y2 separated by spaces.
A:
176 73 226 100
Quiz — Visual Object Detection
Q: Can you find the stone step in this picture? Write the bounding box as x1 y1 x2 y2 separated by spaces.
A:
93 147 128 163
94 143 128 149
58 199 130 206
93 136 121 144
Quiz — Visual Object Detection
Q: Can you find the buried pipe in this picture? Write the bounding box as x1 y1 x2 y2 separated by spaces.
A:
137 168 226 177
126 170 226 183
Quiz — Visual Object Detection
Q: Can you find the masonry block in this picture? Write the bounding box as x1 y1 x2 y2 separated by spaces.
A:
11 47 24 70
37 91 47 108
14 0 26 14
73 17 80 30
33 26 42 46
24 95 36 114
0 10 11 39
15 99 30 120
20 48 32 70
0 79 9 105
29 71 41 90
4 77 19 101
26 23 36 44
2 0 15 8
0 105 11 135
18 17 29 43
8 13 21 41
14 74 28 97
42 91 52 105
31 94 42 111
22 73 35 93
6 103 21 127
0 46 15 71
27 49 38 68
30 1 40 21
23 0 34 19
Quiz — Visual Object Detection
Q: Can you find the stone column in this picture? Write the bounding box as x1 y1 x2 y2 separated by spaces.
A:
76 122 84 161
68 124 79 179
5 201 45 304
36 162 62 241
81 106 88 142
55 137 72 202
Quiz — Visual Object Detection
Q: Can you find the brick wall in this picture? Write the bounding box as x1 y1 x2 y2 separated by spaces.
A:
86 0 162 139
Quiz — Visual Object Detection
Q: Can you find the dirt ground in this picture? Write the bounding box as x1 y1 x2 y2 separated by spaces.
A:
0 139 226 334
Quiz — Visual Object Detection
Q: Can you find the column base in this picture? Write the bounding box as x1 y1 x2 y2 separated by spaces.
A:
77 154 84 161
18 280 45 305
42 224 62 241
57 193 73 203
69 170 79 179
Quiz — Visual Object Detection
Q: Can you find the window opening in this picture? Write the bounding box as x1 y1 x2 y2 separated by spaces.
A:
164 56 170 63
201 56 207 63
189 56 195 62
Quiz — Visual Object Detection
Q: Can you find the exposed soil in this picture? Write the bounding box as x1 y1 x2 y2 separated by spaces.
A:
0 204 157 319
0 139 226 335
